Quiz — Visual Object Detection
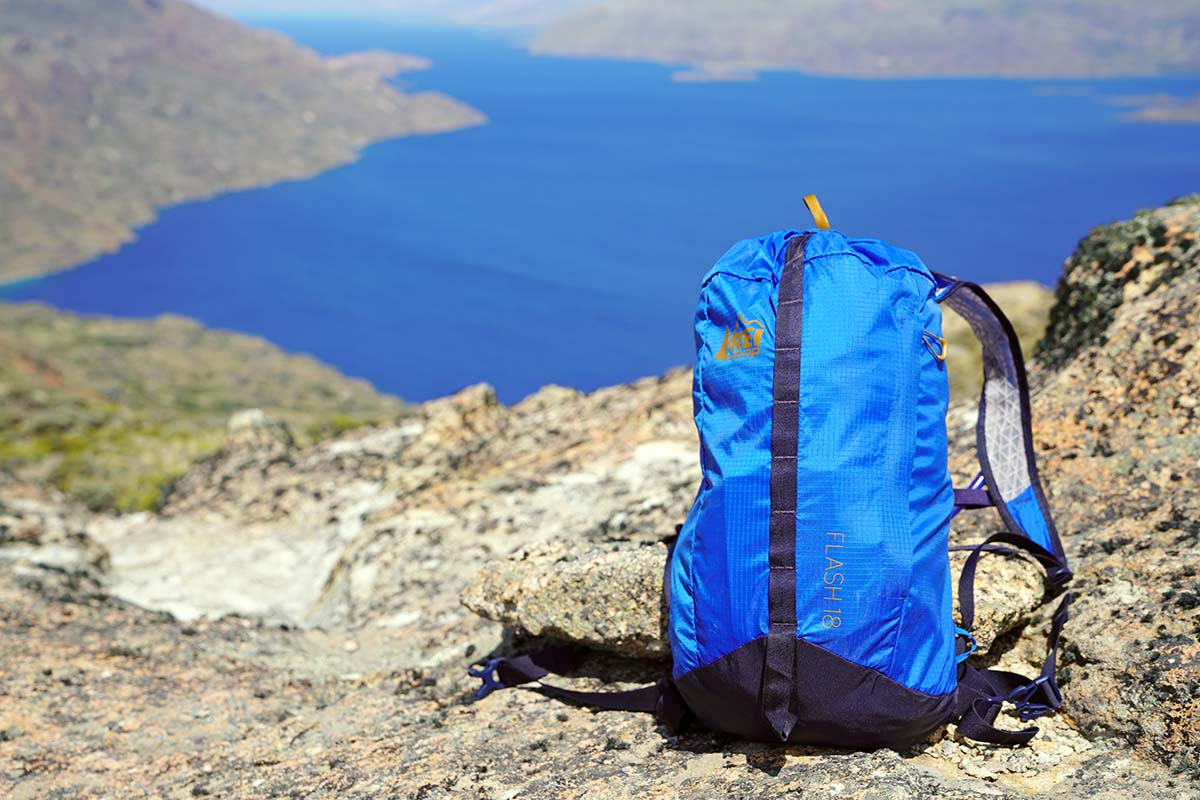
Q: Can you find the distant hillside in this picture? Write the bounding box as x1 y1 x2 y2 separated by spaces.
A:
1127 94 1200 123
0 0 484 282
194 0 597 28
0 303 405 511
533 0 1200 80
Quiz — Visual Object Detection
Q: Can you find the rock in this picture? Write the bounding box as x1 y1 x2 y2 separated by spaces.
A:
226 408 295 449
1021 197 1200 770
461 541 671 658
463 539 1044 659
0 479 109 574
1036 194 1200 372
940 196 1200 771
83 371 696 661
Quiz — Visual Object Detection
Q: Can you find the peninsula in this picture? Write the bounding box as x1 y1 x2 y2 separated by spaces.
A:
0 0 484 283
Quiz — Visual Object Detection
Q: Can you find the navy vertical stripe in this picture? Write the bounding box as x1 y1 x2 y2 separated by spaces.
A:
762 233 808 740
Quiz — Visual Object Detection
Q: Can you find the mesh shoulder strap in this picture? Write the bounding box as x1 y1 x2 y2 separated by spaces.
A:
933 272 1070 579
935 273 1074 745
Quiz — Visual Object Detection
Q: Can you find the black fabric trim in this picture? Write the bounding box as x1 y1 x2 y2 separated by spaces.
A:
763 233 809 741
933 275 1069 571
676 636 956 748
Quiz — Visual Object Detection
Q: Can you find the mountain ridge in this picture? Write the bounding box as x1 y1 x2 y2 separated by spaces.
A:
532 0 1200 81
0 0 484 283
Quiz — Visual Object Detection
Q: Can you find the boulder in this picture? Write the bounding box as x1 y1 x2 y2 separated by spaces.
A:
0 479 108 574
463 539 1046 659
461 541 671 658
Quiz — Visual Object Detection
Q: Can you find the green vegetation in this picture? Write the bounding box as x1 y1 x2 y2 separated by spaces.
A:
533 0 1200 80
0 303 406 511
0 0 483 282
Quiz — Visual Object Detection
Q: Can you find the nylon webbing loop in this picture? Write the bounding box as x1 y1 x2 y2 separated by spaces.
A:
953 487 994 510
803 194 830 229
762 233 809 742
958 532 1072 632
950 472 990 522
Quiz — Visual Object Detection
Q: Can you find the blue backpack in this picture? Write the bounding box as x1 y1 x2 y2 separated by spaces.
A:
471 198 1074 748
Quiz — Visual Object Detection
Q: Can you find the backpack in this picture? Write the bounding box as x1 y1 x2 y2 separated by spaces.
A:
470 197 1074 748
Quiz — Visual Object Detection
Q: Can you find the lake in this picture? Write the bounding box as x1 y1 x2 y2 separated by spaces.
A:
4 22 1199 402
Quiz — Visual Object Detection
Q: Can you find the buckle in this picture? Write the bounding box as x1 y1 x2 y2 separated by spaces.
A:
1005 675 1063 721
468 657 507 701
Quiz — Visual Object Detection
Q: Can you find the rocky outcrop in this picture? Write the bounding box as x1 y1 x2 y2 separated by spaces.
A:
0 479 108 575
66 374 696 676
461 540 673 658
1015 196 1200 770
2 200 1199 797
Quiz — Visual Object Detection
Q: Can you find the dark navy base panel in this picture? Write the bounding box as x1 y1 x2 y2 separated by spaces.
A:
674 636 956 748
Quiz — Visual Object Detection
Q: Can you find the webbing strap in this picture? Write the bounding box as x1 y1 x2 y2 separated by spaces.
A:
950 472 990 521
953 532 1072 745
468 647 690 732
762 233 809 742
803 194 831 230
958 532 1071 630
933 273 1069 569
953 487 993 509
954 593 1071 745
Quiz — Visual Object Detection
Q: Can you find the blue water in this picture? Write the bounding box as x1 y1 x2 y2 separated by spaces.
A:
4 22 1199 402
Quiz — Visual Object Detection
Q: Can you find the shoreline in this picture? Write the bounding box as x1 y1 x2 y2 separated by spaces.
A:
0 103 487 289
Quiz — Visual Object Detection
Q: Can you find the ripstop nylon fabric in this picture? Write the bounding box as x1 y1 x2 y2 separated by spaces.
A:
470 224 1072 749
670 229 957 700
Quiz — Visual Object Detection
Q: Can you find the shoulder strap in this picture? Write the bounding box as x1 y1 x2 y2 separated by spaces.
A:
468 646 690 732
933 272 1074 745
932 272 1071 581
